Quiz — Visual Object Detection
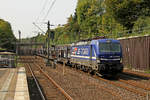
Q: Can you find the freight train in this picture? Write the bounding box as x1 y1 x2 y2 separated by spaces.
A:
43 37 123 76
36 37 123 76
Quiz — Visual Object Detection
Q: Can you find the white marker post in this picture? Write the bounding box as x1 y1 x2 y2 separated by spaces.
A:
63 62 65 75
147 92 149 100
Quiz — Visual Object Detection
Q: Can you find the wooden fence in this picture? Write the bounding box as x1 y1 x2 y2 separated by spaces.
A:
119 35 150 70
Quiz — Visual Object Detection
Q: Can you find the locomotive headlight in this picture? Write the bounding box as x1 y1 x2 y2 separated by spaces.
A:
120 58 123 63
96 59 100 63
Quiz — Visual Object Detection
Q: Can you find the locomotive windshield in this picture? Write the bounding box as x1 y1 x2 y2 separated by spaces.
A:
99 42 121 53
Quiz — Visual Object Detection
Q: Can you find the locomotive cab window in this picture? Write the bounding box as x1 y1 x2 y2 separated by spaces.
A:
99 42 121 53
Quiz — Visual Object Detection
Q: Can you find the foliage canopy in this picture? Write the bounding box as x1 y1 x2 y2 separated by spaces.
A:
34 0 150 45
0 19 16 50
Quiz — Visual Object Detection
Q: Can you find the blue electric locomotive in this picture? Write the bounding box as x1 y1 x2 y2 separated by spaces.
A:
70 39 123 76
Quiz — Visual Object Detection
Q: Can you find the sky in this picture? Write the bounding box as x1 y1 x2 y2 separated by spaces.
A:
0 0 78 38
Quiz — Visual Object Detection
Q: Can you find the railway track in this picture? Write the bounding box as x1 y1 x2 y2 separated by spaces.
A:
32 56 122 100
33 63 73 100
55 62 148 99
118 74 150 91
95 73 147 97
124 70 150 79
21 56 73 100
26 63 46 100
43 61 146 99
69 65 148 98
21 56 150 100
39 55 150 99
39 63 123 100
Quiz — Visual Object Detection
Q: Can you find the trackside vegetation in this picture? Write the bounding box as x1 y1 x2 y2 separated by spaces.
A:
31 0 150 45
0 19 16 50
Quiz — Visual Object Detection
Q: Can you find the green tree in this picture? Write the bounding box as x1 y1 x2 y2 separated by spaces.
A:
0 19 16 50
105 0 150 33
30 0 150 45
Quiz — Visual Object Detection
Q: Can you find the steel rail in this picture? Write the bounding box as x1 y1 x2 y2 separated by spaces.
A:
34 63 73 100
124 70 150 79
95 73 147 97
36 55 147 97
50 63 123 100
36 55 125 100
119 74 150 91
119 79 150 91
27 63 46 100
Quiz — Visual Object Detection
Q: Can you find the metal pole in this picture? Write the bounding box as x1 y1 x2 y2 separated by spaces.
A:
15 39 17 68
46 21 51 66
18 30 21 55
19 30 21 43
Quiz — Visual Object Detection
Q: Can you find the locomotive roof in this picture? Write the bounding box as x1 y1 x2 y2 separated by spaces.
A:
72 39 120 46
71 36 106 46
97 39 120 43
0 52 16 55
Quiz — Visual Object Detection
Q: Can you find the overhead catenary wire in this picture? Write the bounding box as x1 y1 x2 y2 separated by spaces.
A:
43 0 57 22
34 0 57 34
33 22 46 34
36 0 50 22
